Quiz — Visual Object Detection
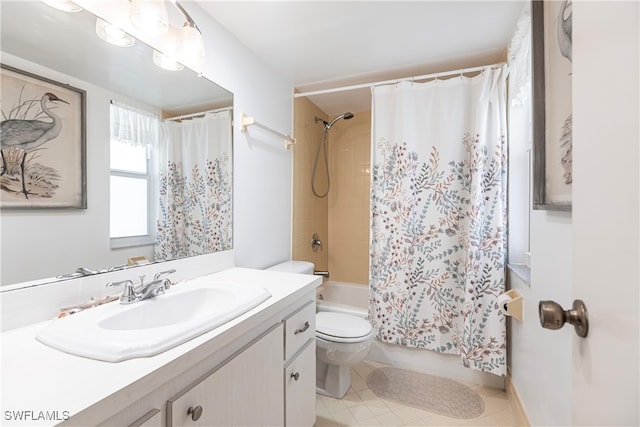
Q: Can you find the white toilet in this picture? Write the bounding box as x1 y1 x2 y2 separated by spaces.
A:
315 311 373 398
266 260 373 399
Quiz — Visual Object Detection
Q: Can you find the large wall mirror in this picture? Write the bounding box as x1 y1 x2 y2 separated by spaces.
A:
0 1 233 286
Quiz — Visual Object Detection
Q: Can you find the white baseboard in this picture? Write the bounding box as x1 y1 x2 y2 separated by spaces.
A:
506 374 531 427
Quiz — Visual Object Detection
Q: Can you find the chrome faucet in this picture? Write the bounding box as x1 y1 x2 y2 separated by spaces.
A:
106 269 176 304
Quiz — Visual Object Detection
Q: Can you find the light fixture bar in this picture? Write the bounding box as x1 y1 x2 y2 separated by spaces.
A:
168 0 201 33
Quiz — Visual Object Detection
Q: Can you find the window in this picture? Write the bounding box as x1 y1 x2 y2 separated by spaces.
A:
506 6 532 277
109 103 159 248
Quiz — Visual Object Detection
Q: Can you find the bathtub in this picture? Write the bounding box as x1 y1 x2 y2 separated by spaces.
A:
316 281 504 389
316 281 369 319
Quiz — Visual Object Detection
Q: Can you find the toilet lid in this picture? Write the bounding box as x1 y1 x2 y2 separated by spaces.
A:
316 312 373 341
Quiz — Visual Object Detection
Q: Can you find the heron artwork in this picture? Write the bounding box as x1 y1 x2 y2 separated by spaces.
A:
0 91 68 199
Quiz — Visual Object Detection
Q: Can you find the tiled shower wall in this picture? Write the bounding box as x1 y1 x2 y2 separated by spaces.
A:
292 97 329 272
293 98 370 285
327 111 370 285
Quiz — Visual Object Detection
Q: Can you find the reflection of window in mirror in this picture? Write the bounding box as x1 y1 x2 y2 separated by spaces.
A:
109 102 159 249
507 6 532 283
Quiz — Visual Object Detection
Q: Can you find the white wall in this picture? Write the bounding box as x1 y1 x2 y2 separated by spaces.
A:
187 4 294 270
1 4 294 285
509 213 572 426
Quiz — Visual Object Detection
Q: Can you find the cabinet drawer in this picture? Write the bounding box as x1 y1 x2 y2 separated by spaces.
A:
285 340 316 427
284 300 315 360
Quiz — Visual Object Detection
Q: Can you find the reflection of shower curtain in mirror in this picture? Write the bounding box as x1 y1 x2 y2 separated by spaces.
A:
155 110 232 261
370 67 508 375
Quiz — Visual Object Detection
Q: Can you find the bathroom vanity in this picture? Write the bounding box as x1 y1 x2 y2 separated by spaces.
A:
1 267 320 426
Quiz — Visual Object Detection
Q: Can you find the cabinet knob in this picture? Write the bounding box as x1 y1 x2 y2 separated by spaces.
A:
187 405 203 422
290 371 300 381
294 321 310 335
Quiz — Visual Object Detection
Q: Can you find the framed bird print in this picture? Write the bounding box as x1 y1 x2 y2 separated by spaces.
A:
532 1 572 211
0 64 86 209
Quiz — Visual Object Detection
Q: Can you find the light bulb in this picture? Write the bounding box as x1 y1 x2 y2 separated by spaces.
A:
153 50 184 71
129 0 169 36
175 23 205 70
96 18 135 48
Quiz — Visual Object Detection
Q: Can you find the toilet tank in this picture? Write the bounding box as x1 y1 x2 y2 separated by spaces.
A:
266 261 314 275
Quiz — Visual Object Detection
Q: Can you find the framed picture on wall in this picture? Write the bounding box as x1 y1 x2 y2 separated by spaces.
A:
0 64 86 209
532 0 572 211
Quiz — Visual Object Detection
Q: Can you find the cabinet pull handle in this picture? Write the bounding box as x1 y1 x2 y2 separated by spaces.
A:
294 321 310 335
291 372 300 381
187 405 203 422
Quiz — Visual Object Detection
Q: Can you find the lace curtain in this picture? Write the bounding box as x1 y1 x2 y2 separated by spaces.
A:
109 102 159 147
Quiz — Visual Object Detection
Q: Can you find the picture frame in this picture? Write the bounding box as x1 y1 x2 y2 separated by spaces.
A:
0 64 86 209
532 0 572 211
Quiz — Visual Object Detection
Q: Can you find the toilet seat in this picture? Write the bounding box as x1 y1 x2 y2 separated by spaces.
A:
316 312 373 343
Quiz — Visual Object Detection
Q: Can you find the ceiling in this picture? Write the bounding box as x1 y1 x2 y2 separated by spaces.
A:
196 1 525 115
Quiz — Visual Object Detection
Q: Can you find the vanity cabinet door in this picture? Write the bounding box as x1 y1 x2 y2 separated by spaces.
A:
285 340 316 427
167 324 284 427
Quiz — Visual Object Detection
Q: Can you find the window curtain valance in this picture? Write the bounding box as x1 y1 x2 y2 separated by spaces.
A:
109 101 159 147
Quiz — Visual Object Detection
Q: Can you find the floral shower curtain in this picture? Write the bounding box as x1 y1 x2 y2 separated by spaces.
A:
155 110 233 261
369 67 508 375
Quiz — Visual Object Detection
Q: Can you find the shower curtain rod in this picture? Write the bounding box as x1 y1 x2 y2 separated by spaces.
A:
294 62 506 98
166 106 232 122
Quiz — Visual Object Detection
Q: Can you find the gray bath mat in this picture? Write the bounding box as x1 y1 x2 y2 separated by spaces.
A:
366 367 485 419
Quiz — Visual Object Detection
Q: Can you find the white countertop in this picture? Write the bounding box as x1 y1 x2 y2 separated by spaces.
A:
0 268 320 426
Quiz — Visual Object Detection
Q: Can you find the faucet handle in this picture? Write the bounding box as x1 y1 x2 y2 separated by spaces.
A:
106 279 137 304
154 269 176 281
311 233 323 252
106 279 133 288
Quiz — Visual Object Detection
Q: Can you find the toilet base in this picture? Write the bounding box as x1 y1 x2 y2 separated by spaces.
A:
316 359 352 398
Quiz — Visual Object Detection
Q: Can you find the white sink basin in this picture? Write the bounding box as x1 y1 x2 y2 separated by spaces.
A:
36 280 271 362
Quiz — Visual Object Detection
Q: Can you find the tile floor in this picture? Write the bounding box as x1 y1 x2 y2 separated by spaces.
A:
315 360 521 427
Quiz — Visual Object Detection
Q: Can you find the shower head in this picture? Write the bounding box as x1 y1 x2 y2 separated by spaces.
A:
322 112 354 130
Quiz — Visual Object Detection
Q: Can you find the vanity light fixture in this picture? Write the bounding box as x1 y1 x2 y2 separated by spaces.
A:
46 0 205 72
96 18 136 48
41 0 82 13
128 0 205 71
129 0 169 36
175 21 206 70
170 0 206 70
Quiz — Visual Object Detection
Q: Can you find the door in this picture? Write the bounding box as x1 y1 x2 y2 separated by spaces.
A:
572 2 639 425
